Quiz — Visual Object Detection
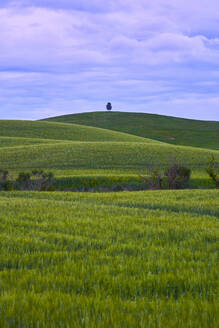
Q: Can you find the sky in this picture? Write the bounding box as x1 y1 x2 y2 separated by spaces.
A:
0 0 219 120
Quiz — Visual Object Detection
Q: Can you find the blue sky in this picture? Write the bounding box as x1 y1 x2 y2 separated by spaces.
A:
0 0 219 120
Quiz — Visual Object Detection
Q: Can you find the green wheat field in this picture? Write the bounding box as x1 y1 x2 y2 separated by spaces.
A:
0 112 218 327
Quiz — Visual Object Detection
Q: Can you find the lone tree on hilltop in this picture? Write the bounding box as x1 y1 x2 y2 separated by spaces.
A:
106 102 112 111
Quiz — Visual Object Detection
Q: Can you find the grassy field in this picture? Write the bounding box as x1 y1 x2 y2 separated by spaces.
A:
0 114 218 326
0 120 150 143
1 140 218 171
0 190 218 327
1 118 219 189
0 136 65 148
0 121 219 172
43 111 219 150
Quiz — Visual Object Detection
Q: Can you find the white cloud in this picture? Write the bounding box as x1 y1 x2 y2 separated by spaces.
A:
0 1 219 120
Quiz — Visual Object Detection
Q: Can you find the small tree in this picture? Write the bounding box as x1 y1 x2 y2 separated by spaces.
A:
205 155 219 188
106 102 112 111
164 164 191 189
140 162 191 190
16 170 55 191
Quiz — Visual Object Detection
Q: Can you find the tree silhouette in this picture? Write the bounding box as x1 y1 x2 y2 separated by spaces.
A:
106 102 112 111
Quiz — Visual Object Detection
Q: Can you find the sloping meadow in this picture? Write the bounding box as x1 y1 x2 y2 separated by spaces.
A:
1 141 218 171
43 111 219 150
0 118 218 327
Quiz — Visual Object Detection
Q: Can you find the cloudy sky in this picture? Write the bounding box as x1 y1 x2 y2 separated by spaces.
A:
0 0 219 120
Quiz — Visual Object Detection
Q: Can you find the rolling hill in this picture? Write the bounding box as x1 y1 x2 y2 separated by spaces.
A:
0 140 218 171
1 115 218 326
0 118 218 187
0 124 218 172
42 111 219 150
0 120 149 143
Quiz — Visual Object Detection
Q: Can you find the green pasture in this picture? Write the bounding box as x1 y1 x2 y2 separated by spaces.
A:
0 136 65 148
1 118 218 190
0 190 218 327
44 111 219 150
0 115 218 326
0 120 150 143
0 141 218 171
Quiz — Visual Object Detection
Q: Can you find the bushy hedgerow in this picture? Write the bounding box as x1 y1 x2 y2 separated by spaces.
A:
16 170 55 191
0 170 55 191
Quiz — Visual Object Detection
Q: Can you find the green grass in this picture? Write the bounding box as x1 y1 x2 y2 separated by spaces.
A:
0 190 218 327
43 111 219 150
1 118 218 189
0 120 151 143
1 114 218 326
1 141 218 171
0 136 65 148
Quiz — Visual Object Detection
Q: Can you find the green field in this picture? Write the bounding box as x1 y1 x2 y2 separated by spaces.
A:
0 120 149 143
0 113 219 327
0 120 219 177
0 190 218 327
43 111 219 150
1 141 218 170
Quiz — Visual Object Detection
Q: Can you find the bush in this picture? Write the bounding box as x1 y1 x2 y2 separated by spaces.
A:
164 164 191 189
16 170 55 191
141 166 162 190
0 169 13 191
141 163 191 190
205 155 219 188
16 172 31 190
31 170 55 191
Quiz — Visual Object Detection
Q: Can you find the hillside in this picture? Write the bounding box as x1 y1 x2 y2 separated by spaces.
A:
0 119 219 174
0 119 218 326
1 119 219 189
42 111 219 150
1 140 219 171
0 120 150 143
0 136 65 148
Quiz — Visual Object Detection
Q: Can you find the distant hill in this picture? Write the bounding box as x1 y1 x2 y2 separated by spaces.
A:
42 111 219 150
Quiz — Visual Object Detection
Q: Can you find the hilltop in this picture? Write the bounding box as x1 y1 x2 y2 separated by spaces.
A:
42 111 219 150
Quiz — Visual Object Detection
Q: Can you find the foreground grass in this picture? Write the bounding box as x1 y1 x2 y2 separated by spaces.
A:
0 190 218 327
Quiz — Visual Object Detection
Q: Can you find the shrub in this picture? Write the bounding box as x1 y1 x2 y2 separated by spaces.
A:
16 170 55 191
164 164 191 189
205 155 219 188
16 172 31 190
144 167 163 190
0 169 13 191
141 163 191 190
31 170 55 191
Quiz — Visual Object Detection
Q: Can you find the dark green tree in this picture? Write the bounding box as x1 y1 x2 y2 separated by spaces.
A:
106 102 112 111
